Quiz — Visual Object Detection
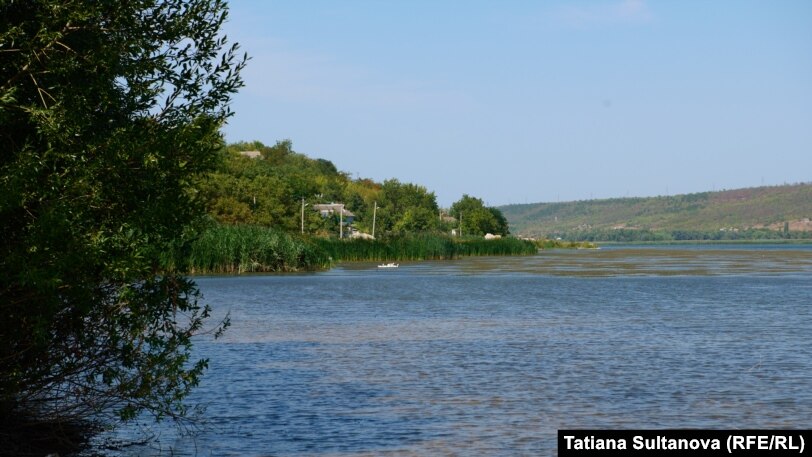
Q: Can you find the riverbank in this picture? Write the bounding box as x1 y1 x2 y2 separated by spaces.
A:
162 224 545 274
534 239 599 249
595 239 812 247
314 235 538 263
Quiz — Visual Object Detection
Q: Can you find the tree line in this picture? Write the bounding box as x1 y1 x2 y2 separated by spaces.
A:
201 140 510 238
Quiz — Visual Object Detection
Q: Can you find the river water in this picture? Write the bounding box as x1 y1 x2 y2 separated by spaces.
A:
94 245 812 456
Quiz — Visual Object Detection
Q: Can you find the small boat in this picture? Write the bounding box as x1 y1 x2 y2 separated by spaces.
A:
377 262 399 269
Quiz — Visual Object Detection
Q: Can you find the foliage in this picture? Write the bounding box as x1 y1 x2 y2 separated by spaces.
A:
450 194 509 236
532 239 599 249
375 179 441 234
453 236 536 256
202 146 453 237
162 223 331 274
202 141 525 241
315 235 537 262
161 225 536 273
0 0 245 448
201 140 355 233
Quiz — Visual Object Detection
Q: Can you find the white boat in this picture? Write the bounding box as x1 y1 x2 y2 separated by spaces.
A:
377 262 399 269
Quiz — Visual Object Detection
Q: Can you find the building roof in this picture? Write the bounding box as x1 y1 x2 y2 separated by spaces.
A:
313 203 355 217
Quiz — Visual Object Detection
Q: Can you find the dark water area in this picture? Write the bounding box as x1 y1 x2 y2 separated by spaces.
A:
91 246 812 456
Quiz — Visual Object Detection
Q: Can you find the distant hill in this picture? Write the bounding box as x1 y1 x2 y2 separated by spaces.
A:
500 184 812 241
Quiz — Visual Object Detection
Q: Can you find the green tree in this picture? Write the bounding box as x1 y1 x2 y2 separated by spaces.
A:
394 207 439 233
204 141 352 231
0 0 245 449
450 194 509 237
377 179 440 234
488 206 510 236
260 139 293 165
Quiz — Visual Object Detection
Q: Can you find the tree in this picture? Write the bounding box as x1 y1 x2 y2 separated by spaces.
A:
488 206 510 236
204 141 354 231
377 179 440 234
261 139 293 165
450 194 509 237
394 207 438 233
0 0 245 451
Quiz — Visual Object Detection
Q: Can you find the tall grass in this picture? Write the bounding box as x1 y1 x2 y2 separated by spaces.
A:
163 226 538 274
532 239 599 249
315 235 537 262
162 224 331 274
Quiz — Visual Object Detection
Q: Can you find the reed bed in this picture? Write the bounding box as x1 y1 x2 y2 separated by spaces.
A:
533 239 599 249
455 237 539 256
163 226 538 274
163 224 331 274
315 235 537 262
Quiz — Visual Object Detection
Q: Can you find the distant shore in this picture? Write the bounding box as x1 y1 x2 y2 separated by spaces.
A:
594 239 812 246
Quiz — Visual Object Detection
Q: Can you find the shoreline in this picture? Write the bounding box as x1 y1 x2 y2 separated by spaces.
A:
595 239 812 246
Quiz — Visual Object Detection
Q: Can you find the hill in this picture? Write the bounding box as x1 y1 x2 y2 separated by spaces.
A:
500 184 812 241
199 140 509 238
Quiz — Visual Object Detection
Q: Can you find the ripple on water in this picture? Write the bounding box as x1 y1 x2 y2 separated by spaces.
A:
90 247 812 456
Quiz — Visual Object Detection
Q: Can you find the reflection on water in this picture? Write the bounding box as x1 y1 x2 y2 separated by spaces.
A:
92 246 812 456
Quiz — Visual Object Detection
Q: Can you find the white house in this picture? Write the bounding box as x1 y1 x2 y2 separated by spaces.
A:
312 203 355 225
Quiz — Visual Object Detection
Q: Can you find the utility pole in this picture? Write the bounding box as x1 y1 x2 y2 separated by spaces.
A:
372 201 377 239
459 211 463 237
339 204 344 239
301 197 305 234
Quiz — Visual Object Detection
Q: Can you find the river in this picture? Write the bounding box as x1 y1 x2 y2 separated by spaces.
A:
91 245 812 456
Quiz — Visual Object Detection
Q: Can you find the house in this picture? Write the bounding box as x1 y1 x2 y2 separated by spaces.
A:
238 150 262 158
440 213 457 225
312 203 355 225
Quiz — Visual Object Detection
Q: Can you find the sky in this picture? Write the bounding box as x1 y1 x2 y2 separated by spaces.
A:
220 0 812 207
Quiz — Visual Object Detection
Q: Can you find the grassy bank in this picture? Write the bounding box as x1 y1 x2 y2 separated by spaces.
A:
532 239 599 249
162 224 331 274
314 235 538 262
163 225 539 274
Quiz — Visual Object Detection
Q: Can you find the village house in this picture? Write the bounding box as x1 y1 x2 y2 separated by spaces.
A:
312 203 355 225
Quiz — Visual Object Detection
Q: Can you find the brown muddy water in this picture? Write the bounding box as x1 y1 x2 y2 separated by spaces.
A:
88 245 812 456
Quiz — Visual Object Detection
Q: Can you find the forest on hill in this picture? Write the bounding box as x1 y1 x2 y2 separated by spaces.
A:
150 139 533 274
200 140 510 238
500 184 812 241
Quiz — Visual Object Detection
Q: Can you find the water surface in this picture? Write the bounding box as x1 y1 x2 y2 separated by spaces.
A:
95 246 812 456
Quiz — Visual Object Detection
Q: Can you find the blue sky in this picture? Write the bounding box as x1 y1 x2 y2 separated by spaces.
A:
221 0 812 207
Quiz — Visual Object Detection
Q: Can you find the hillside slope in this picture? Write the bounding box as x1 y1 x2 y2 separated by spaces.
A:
500 184 812 239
